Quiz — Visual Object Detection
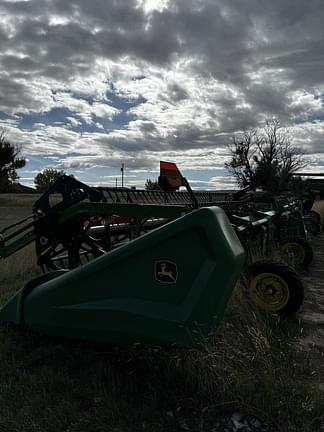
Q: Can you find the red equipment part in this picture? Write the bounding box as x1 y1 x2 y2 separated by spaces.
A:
159 161 185 191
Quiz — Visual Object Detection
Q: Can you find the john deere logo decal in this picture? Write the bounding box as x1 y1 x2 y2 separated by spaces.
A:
155 260 178 284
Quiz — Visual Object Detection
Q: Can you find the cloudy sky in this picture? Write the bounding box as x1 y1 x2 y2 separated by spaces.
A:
0 0 323 189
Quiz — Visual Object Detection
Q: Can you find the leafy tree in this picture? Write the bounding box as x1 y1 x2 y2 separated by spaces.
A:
0 130 26 192
34 168 65 192
225 119 305 194
145 178 159 190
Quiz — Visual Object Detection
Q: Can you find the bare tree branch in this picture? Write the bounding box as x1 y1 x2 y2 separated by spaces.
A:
225 119 305 194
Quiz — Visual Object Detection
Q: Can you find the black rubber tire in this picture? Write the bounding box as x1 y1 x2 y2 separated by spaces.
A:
248 260 304 317
304 219 324 235
307 210 321 223
279 236 314 267
302 197 315 212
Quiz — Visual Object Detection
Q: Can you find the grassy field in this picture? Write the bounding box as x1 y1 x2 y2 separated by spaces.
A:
1 195 324 431
0 194 39 229
0 194 41 305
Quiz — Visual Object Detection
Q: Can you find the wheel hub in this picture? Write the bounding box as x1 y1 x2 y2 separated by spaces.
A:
280 242 305 265
250 272 290 311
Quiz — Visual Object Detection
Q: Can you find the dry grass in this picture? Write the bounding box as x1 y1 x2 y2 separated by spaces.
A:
0 194 38 230
0 246 40 304
171 288 324 431
0 194 41 304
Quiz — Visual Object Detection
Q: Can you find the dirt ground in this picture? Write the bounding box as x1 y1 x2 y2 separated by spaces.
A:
297 199 324 396
299 232 324 352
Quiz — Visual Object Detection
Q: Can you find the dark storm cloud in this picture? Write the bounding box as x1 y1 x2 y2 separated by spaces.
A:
263 44 324 88
60 154 154 171
1 0 323 83
1 0 179 74
167 1 254 82
237 0 324 90
138 121 157 133
244 84 291 118
164 83 188 103
104 122 228 154
0 75 43 112
0 0 254 79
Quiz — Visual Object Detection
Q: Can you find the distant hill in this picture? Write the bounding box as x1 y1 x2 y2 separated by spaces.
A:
8 183 37 193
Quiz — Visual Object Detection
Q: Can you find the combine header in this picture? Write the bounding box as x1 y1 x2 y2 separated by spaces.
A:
0 162 310 347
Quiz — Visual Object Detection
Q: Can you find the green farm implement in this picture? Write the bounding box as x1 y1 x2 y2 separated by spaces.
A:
292 172 324 234
0 162 309 347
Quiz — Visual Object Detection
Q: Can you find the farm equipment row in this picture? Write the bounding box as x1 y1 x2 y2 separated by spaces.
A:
0 162 318 347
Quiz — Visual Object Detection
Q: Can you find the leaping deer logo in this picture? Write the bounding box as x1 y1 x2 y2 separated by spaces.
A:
155 260 178 284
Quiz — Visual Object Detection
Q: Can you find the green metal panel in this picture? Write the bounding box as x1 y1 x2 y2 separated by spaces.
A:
0 271 67 324
0 227 36 258
0 207 245 348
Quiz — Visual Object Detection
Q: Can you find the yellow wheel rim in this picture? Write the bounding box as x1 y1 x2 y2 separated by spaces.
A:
250 272 290 311
280 242 305 265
